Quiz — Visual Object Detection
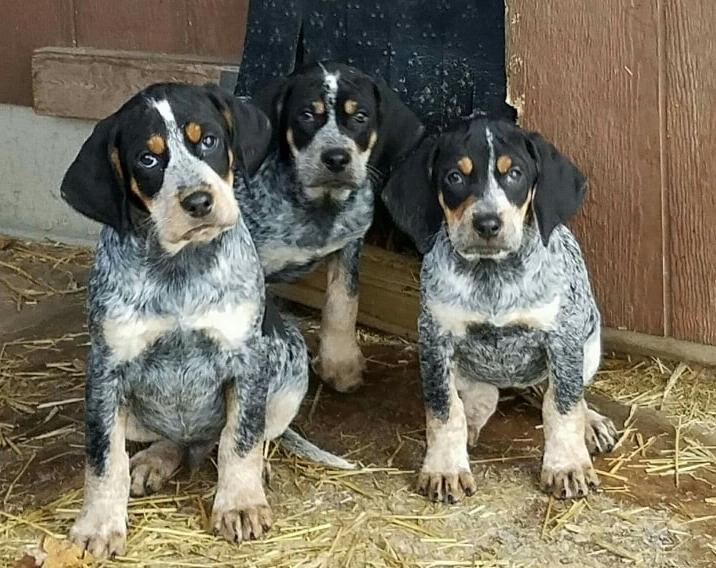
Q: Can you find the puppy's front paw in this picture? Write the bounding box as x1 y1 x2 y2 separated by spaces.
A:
211 502 272 543
417 470 476 504
540 461 599 499
315 337 365 393
585 408 618 455
70 507 127 559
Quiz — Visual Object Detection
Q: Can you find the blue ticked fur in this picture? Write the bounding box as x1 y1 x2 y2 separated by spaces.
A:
383 119 617 504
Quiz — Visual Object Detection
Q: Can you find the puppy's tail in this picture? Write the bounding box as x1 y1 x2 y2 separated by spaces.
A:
279 428 356 470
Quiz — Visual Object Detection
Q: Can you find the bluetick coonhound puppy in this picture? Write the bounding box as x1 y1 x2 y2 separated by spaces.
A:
382 119 618 503
241 62 424 392
59 83 350 558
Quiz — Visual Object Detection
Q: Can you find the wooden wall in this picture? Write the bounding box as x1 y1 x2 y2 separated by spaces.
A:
507 0 716 346
0 0 249 106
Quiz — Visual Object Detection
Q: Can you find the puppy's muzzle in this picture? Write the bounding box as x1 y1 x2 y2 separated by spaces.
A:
320 148 351 173
473 214 502 240
180 190 214 218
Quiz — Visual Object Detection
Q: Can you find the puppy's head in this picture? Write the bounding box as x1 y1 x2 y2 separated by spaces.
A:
61 82 271 254
382 120 586 258
254 62 423 201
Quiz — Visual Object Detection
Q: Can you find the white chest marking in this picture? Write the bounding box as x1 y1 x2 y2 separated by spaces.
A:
103 301 260 361
430 296 561 336
186 302 259 350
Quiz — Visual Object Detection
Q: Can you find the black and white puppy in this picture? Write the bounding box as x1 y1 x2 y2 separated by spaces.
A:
60 83 340 558
240 62 424 392
383 119 617 503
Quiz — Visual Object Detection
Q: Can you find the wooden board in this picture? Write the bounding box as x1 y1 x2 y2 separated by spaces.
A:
506 0 665 336
0 0 74 106
272 246 421 340
664 1 716 344
73 0 191 54
32 48 240 120
2 0 248 107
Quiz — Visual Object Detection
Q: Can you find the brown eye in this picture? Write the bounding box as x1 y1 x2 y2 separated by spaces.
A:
506 167 522 181
353 111 368 123
138 152 159 169
201 134 217 151
445 170 463 185
301 110 315 122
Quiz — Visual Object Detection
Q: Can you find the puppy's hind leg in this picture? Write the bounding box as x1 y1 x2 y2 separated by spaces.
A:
584 403 618 455
316 240 365 393
455 375 499 448
129 440 184 497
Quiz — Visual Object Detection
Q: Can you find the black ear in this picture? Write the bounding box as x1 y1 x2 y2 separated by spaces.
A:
60 114 129 232
251 76 290 133
381 136 441 254
204 83 272 176
527 132 587 246
370 79 425 181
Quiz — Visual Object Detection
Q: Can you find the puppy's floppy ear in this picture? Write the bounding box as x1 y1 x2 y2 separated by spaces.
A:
60 114 129 232
204 83 272 176
251 76 290 131
381 136 441 254
370 79 425 180
527 132 587 246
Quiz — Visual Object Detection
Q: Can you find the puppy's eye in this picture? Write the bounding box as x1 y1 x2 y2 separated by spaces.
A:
506 167 523 181
445 170 464 185
353 111 368 123
201 134 217 151
138 153 159 169
301 110 315 122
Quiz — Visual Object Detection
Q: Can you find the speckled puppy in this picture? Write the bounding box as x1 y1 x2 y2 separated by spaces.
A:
59 83 337 558
242 62 424 392
382 119 617 504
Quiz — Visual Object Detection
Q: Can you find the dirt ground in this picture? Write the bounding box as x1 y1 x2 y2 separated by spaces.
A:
1 237 716 567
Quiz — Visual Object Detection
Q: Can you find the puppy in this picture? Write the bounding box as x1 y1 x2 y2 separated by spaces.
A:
60 83 326 557
382 119 617 503
240 62 424 392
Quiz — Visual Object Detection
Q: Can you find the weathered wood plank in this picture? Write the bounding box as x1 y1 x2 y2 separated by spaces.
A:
272 246 421 340
32 47 239 120
506 0 665 336
664 0 716 344
0 0 74 106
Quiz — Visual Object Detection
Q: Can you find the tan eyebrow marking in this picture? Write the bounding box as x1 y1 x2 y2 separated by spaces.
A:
344 99 358 115
146 135 165 155
497 154 513 175
312 101 326 114
439 192 476 223
457 156 473 176
184 122 202 144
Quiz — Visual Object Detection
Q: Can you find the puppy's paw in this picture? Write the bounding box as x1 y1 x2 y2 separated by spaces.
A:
467 425 481 448
585 408 618 455
540 461 599 499
70 507 127 559
314 338 365 393
211 503 272 543
417 470 476 504
130 442 182 497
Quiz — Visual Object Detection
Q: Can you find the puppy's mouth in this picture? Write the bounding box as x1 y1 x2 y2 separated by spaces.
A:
179 222 234 241
458 245 512 261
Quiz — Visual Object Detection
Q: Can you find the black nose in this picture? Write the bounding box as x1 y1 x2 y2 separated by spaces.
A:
180 191 214 218
474 214 502 238
320 148 351 172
